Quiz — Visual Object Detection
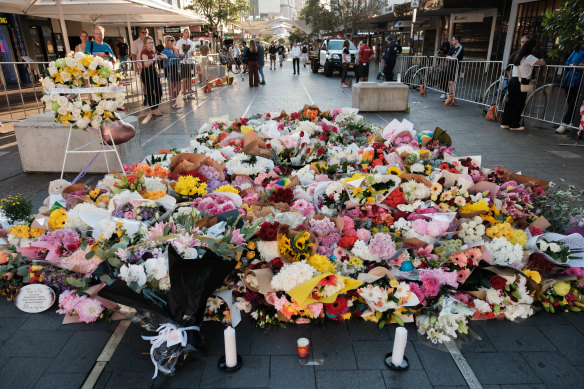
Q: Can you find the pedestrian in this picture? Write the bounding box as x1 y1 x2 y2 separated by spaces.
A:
383 36 401 82
246 40 259 87
241 40 249 73
501 38 546 131
358 39 373 82
277 42 285 68
555 43 584 134
131 27 148 62
301 42 309 68
85 26 116 62
355 41 361 83
257 39 266 85
341 40 352 88
291 42 301 75
140 35 166 117
177 29 196 99
199 40 210 84
444 35 464 106
162 35 183 109
436 40 451 99
74 31 89 53
117 37 129 75
269 41 277 70
155 39 164 54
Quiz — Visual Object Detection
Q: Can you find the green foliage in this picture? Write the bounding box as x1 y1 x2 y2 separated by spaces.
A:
288 28 308 44
542 0 584 58
300 0 383 35
0 193 33 224
186 0 250 31
532 182 584 233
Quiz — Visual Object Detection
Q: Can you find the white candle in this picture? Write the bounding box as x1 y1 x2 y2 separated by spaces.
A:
391 327 408 366
224 326 238 368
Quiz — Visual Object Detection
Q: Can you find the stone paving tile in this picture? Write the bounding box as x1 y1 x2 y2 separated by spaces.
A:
522 351 584 387
0 357 52 389
1 329 73 358
458 325 497 353
481 325 557 352
48 330 111 374
311 322 357 370
499 385 547 389
315 369 386 389
33 373 86 389
0 317 28 346
269 355 316 389
250 324 310 356
412 342 466 387
463 352 541 385
353 340 422 370
346 319 391 341
151 360 205 389
198 355 269 388
103 371 155 389
537 325 584 365
382 369 433 389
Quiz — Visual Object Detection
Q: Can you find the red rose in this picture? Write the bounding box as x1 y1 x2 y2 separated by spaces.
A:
300 131 305 137
258 221 279 241
489 276 507 290
269 257 284 270
338 236 359 250
317 147 325 155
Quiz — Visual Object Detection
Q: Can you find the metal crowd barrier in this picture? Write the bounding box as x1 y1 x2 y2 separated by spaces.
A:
0 55 230 122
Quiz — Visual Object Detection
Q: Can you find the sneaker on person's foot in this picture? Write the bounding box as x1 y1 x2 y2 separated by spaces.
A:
510 126 524 131
555 124 569 134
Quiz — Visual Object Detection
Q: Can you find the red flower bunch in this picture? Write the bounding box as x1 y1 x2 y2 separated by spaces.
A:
317 147 326 155
324 295 349 320
489 275 507 290
258 221 280 241
337 235 359 250
290 112 301 120
269 187 294 204
439 162 458 174
269 257 284 270
382 188 406 209
526 252 555 275
529 225 544 237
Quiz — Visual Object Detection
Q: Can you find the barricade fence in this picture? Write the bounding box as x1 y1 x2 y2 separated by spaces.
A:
397 56 583 130
0 55 229 122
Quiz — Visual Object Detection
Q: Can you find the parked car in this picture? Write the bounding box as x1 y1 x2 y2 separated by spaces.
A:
309 39 357 77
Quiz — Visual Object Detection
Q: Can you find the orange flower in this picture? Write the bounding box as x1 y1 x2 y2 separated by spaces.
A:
0 252 9 265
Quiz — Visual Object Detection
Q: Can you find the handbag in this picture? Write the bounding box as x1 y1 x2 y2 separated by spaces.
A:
515 65 535 93
100 113 136 146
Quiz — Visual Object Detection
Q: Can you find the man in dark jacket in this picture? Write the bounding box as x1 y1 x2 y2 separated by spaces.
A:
257 40 266 85
383 36 401 81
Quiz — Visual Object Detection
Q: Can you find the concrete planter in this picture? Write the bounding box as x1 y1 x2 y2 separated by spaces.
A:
352 81 409 112
14 113 142 173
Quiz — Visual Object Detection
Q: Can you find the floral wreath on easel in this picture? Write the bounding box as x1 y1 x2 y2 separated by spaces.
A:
41 52 125 131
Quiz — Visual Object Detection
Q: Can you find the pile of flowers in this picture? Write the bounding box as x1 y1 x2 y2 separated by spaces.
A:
40 52 124 130
2 104 584 353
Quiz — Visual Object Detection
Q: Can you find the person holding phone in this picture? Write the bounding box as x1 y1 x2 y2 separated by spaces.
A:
85 26 116 62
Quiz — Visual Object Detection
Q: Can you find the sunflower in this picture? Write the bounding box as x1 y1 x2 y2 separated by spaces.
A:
388 166 403 176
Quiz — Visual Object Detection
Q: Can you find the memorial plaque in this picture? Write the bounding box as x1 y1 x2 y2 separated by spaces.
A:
15 284 56 313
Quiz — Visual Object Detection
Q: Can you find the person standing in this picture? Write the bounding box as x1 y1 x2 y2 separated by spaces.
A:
74 31 89 53
117 37 129 75
199 40 210 84
246 40 259 87
501 38 546 131
556 44 584 134
269 41 277 70
257 39 266 85
85 26 116 62
383 36 401 82
301 42 309 68
241 40 249 73
358 39 372 82
162 35 183 109
444 35 464 106
341 40 351 88
291 42 301 75
131 27 148 62
436 40 451 99
277 42 285 68
140 36 166 117
177 29 196 99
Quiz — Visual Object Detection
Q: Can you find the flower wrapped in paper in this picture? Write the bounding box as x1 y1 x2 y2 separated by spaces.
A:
288 273 362 307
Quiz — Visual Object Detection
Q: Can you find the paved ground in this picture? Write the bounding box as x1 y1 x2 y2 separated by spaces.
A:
1 60 584 389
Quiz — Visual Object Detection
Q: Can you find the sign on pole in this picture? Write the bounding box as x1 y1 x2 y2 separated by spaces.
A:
411 0 419 8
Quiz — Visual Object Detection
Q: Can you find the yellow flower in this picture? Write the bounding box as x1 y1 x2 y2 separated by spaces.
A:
240 125 254 135
424 165 432 175
307 254 336 273
459 200 489 214
247 241 256 250
509 229 528 248
348 257 363 268
341 313 352 320
431 183 442 195
389 279 399 288
213 185 239 194
89 188 101 198
388 166 402 176
522 269 541 284
174 175 207 197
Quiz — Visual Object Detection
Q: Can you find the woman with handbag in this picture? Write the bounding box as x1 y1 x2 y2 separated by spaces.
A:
501 38 545 131
341 40 352 88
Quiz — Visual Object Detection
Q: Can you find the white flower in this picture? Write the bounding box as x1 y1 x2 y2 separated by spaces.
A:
256 240 280 261
206 296 223 313
410 162 425 173
235 297 252 313
119 264 147 288
351 239 380 262
144 257 168 281
57 96 69 108
65 203 109 230
74 51 86 61
485 288 504 305
93 218 117 241
65 57 77 68
548 242 561 253
538 241 549 251
144 177 166 192
270 262 318 292
473 299 492 313
159 276 171 291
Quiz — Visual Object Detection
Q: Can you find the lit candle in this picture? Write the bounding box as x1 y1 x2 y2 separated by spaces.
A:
391 327 408 366
224 326 238 368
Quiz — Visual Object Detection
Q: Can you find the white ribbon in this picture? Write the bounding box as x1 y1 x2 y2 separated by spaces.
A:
44 86 126 94
141 322 200 379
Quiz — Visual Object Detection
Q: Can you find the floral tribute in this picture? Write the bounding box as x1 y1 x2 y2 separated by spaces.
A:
2 104 584 377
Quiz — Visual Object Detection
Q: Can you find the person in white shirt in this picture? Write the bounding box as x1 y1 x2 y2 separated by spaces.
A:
291 42 301 75
501 38 546 131
176 29 196 98
131 27 148 65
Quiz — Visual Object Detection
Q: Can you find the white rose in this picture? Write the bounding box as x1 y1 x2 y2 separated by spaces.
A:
56 96 68 107
92 75 100 83
104 60 113 70
65 57 76 67
548 242 561 253
74 51 86 61
538 241 549 252
73 100 83 109
48 66 58 76
57 106 69 116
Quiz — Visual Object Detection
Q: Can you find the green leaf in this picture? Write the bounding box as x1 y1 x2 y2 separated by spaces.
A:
107 256 122 268
80 240 88 250
99 275 114 284
85 250 95 260
379 320 385 329
392 313 404 326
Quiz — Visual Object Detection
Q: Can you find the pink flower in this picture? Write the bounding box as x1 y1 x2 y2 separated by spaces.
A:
230 229 245 245
333 247 345 260
420 276 440 297
342 217 355 234
57 290 78 315
280 135 298 149
291 199 315 217
450 252 468 268
307 302 323 318
148 222 166 239
453 292 472 304
75 297 104 323
356 228 371 243
457 269 471 283
368 233 396 260
60 248 103 274
412 219 429 235
123 211 137 220
409 283 426 305
465 248 483 267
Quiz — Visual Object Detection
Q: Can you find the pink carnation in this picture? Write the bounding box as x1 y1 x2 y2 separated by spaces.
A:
342 217 355 234
60 248 103 274
368 233 396 260
290 199 315 217
420 275 440 297
409 283 426 305
75 297 104 323
356 228 371 243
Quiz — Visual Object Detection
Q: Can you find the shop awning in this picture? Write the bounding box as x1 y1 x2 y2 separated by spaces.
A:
0 0 206 26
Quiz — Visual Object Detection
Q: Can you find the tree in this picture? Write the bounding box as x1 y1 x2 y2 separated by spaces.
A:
262 33 275 43
186 0 250 32
288 28 308 44
542 0 584 58
300 0 382 36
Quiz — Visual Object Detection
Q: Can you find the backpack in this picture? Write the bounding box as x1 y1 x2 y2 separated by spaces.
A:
302 46 307 54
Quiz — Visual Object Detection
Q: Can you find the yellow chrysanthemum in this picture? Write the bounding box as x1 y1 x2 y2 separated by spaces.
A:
48 208 67 230
307 254 336 273
213 185 239 194
240 125 254 135
522 269 541 284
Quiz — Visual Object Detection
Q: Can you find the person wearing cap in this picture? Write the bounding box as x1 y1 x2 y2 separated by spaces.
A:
383 36 401 82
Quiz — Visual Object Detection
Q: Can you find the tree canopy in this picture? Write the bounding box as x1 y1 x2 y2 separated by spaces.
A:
186 0 250 31
542 0 584 58
300 0 382 36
